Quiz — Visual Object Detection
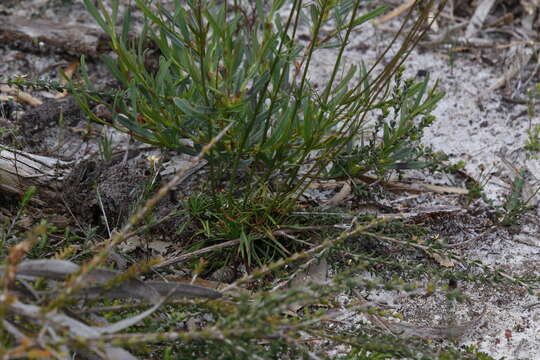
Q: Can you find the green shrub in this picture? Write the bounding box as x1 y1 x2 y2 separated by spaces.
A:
75 0 445 262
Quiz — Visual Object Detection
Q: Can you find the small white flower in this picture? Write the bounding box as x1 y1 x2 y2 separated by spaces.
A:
147 155 161 170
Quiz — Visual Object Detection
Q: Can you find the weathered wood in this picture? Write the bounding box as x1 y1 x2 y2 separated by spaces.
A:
0 147 71 203
0 16 108 57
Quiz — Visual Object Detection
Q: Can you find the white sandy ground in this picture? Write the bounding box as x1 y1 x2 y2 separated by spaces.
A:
303 16 539 359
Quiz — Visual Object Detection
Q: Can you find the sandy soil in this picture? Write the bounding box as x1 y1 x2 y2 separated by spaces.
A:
316 13 540 360
310 14 540 359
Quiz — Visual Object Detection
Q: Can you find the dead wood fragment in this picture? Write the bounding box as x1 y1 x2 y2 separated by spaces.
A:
465 0 496 38
55 60 80 99
324 180 352 207
355 174 469 195
10 259 222 300
0 85 42 106
373 0 415 24
153 238 241 270
0 16 108 57
0 146 71 202
382 205 465 222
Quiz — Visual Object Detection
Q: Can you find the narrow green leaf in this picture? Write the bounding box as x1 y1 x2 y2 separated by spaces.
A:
173 98 211 117
83 0 110 37
101 55 128 84
116 114 155 141
120 6 133 43
349 6 388 29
